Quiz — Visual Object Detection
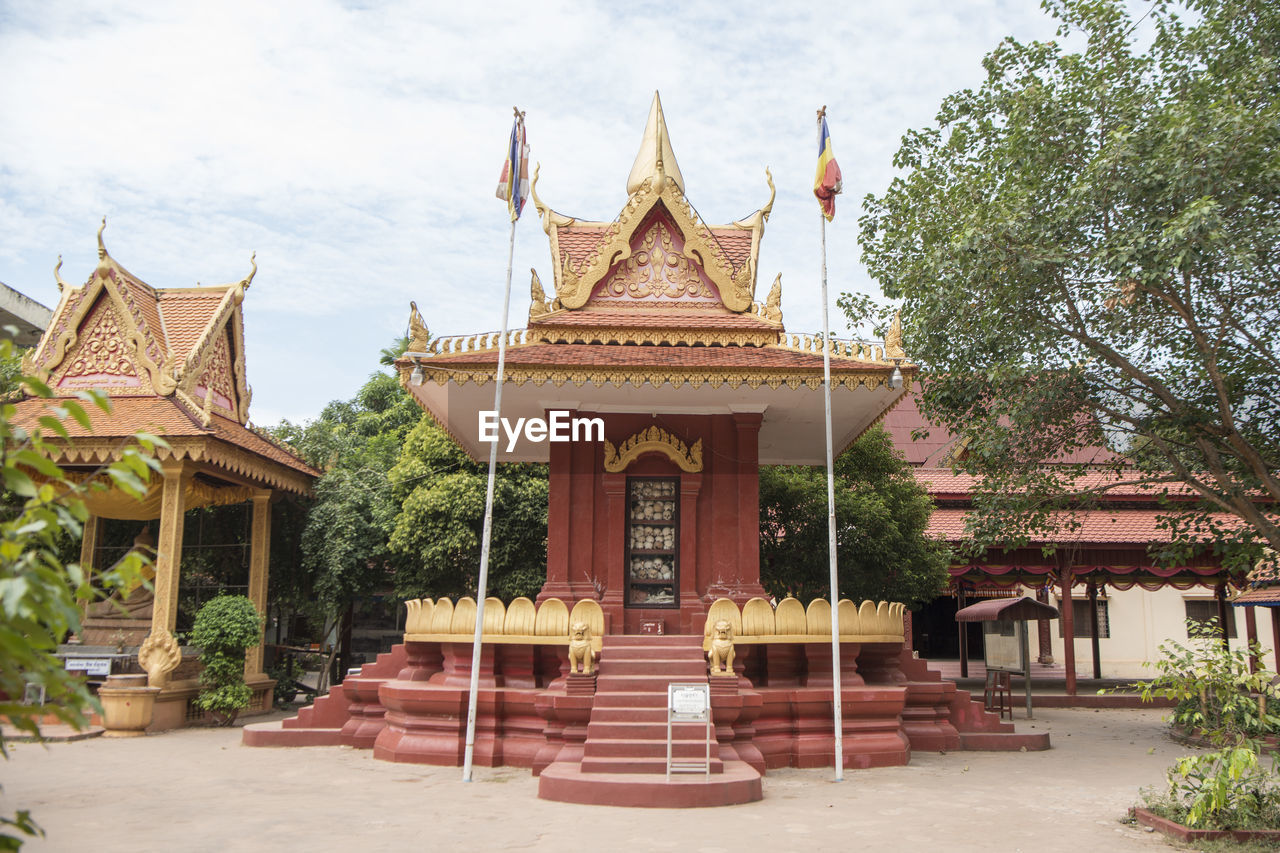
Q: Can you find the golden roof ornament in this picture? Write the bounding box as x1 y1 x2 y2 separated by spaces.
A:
529 268 553 321
626 92 685 196
884 310 906 360
408 301 431 352
762 274 783 323
53 255 68 292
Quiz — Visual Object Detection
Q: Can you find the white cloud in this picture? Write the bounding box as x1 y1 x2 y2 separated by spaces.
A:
1 0 1081 422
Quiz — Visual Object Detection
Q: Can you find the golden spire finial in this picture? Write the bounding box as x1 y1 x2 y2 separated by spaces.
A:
54 255 68 292
626 91 684 196
239 252 257 289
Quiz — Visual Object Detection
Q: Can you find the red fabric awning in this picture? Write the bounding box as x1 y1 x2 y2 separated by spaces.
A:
955 596 1060 622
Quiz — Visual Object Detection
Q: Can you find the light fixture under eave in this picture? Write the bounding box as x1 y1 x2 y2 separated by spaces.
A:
410 361 425 387
888 359 904 390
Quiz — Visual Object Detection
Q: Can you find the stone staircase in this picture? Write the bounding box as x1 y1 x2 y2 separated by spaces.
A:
579 634 723 775
537 634 763 807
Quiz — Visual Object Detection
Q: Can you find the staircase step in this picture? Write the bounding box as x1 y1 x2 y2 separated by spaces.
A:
587 720 711 739
592 692 678 709
580 755 724 775
599 658 709 673
597 674 709 691
584 737 716 759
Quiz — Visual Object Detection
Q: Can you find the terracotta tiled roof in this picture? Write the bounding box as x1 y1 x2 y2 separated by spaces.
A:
556 225 613 268
707 228 753 272
533 310 779 331
885 387 1117 466
158 289 228 361
926 507 1239 545
914 468 1195 499
10 396 318 479
425 342 887 372
1233 588 1280 605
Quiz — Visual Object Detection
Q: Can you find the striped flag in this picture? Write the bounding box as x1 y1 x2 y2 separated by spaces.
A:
495 112 530 221
813 116 842 222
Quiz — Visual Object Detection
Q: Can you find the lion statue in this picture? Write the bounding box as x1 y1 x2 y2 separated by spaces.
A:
567 621 596 675
708 619 735 676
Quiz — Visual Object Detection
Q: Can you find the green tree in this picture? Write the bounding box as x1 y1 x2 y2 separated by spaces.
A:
0 337 162 849
858 0 1280 563
190 594 264 725
388 417 548 601
759 426 949 609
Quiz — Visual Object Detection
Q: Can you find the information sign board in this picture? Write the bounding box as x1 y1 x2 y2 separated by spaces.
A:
668 683 710 719
64 658 111 677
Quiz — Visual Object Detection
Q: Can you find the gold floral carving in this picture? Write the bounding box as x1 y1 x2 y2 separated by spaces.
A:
596 221 716 302
537 167 773 314
59 297 136 383
761 274 783 323
603 426 703 473
194 332 236 416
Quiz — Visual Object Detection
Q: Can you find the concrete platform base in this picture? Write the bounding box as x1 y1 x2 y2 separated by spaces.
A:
537 759 763 807
241 721 345 747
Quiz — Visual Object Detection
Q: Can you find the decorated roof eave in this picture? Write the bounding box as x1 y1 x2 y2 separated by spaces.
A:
42 434 315 497
531 166 775 314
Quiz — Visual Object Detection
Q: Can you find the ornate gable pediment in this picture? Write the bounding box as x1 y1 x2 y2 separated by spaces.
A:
174 280 253 425
588 208 722 306
532 93 774 316
54 293 148 392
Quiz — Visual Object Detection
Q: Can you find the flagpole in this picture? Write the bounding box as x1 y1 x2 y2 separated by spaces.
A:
463 109 523 782
818 105 844 783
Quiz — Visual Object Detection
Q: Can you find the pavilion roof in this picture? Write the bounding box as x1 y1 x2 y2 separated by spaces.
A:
926 507 1239 546
14 222 318 496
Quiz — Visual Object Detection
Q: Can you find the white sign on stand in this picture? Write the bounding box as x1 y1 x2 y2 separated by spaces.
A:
64 658 111 677
666 682 711 780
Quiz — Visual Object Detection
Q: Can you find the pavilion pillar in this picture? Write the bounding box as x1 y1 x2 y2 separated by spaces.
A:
149 461 191 638
1244 605 1259 674
1215 582 1230 649
245 489 272 678
956 580 968 679
73 515 102 642
1035 585 1054 664
600 473 627 632
732 412 763 601
1087 579 1102 680
1059 563 1077 697
679 474 703 634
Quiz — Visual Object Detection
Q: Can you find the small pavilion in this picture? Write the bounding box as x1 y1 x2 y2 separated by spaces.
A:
14 224 318 728
401 93 910 636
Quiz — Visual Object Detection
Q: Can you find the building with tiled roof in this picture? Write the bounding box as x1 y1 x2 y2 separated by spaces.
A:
883 387 1274 685
397 93 913 635
12 222 319 728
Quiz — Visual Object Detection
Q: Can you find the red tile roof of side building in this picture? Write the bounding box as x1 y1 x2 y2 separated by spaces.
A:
926 507 1240 545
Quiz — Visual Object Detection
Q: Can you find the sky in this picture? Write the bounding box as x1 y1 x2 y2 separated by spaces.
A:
0 0 1072 426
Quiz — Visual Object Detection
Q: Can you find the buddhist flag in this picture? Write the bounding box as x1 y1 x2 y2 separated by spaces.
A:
813 116 842 222
495 113 530 222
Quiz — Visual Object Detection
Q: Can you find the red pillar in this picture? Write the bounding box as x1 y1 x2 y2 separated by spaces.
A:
1035 584 1054 664
541 436 573 603
1245 605 1259 674
1087 579 1102 680
1060 564 1077 697
600 474 628 632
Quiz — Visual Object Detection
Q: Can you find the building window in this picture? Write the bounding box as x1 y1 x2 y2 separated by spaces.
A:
625 477 679 608
1057 599 1110 638
1184 600 1237 638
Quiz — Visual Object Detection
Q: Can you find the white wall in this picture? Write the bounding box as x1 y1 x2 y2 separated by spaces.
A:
1034 586 1277 679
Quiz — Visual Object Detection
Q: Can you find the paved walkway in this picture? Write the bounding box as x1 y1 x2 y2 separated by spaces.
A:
2 707 1189 852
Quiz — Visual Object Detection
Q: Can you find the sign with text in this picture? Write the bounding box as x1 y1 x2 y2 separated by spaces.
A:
668 683 710 720
64 658 111 676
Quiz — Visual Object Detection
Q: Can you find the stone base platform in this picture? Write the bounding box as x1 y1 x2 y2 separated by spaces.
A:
537 760 763 808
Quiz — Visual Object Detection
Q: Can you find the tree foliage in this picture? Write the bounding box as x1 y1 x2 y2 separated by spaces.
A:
759 426 949 609
388 417 548 600
0 337 163 848
858 0 1280 562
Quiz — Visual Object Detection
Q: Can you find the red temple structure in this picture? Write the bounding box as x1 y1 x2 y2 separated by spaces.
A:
245 94 1045 806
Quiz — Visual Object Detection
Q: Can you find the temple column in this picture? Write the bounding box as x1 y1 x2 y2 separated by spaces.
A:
149 461 191 638
1087 579 1102 680
1215 582 1231 649
600 473 627 631
1035 585 1054 664
731 412 764 602
74 515 102 641
679 474 703 634
245 489 272 678
1059 562 1077 697
1245 605 1259 674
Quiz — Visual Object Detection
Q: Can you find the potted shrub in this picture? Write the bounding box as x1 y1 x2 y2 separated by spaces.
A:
190 595 263 726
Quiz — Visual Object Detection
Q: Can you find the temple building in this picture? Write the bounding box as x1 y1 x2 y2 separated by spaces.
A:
884 390 1269 686
247 95 1042 808
14 224 318 729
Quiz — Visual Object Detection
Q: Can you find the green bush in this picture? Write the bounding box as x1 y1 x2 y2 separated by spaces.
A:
190 595 263 724
1145 747 1280 831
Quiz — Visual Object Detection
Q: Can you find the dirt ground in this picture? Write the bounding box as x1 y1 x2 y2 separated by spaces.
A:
2 707 1192 852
